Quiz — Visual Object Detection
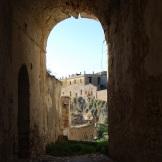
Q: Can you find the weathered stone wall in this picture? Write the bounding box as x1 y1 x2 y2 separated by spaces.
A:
96 89 107 101
45 73 62 144
68 124 96 141
11 7 47 158
60 96 70 136
0 0 62 157
108 1 162 162
0 1 14 161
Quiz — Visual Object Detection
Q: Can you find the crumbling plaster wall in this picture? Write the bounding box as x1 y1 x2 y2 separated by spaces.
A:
108 1 162 162
46 73 62 144
0 0 162 162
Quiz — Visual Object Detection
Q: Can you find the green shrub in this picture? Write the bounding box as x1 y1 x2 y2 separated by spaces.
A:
97 124 108 139
46 140 108 156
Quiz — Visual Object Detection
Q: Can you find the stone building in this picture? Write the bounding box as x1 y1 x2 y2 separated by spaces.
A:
61 72 108 128
61 71 107 100
62 83 98 99
60 96 98 141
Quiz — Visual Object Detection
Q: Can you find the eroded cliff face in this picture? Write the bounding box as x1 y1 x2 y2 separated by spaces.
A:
0 0 162 162
70 97 107 126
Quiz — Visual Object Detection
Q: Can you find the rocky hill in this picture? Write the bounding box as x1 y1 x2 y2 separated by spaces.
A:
70 97 108 126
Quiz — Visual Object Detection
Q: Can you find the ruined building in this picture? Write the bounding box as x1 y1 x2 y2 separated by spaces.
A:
60 96 98 141
61 71 108 128
61 71 107 100
1 0 162 162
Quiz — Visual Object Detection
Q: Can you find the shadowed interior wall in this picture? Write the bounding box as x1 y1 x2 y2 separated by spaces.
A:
108 1 162 162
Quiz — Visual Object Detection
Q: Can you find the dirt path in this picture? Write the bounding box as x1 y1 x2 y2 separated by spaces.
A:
35 154 113 162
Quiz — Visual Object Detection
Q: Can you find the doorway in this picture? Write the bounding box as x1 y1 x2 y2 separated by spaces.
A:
18 65 30 158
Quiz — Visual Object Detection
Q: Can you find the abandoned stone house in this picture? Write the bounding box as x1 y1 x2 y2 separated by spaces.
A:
60 96 98 141
1 0 162 162
61 71 107 100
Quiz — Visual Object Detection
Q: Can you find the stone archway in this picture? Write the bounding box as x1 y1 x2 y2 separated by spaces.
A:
12 0 111 159
18 64 30 159
5 1 162 162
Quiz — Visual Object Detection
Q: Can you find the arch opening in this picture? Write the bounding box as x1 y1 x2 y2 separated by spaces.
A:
45 15 108 150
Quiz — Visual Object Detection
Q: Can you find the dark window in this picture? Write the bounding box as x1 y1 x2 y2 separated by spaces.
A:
88 77 92 83
80 90 82 95
74 80 76 84
70 81 71 85
97 77 101 85
70 91 72 96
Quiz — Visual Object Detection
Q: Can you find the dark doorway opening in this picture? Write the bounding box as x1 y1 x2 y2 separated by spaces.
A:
18 64 30 159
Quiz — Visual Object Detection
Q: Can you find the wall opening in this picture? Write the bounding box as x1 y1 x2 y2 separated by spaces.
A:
18 64 30 159
46 16 108 151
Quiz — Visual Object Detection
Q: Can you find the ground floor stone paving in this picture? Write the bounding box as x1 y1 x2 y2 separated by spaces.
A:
33 154 113 162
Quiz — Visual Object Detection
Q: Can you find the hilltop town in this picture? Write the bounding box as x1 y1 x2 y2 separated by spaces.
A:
60 71 108 141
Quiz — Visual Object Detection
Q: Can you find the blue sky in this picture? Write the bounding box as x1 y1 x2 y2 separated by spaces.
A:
46 17 108 79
